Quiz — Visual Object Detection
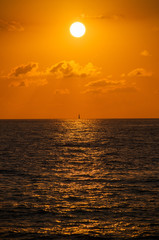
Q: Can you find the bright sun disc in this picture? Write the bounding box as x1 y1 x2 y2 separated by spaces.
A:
70 22 86 38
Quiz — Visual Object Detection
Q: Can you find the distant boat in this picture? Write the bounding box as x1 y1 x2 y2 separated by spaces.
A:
78 114 80 119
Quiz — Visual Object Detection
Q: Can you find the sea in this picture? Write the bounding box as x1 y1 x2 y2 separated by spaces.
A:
0 119 159 240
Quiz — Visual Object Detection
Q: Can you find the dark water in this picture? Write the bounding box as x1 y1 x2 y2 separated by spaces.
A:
0 119 159 240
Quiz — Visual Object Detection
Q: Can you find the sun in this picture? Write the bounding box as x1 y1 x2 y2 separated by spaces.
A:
70 22 86 38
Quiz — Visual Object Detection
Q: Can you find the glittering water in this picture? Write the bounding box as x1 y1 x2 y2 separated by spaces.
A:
0 119 159 240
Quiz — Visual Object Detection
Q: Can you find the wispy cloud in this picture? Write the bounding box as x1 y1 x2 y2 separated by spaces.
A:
54 89 70 95
128 68 152 77
80 13 124 21
83 78 137 95
9 78 47 87
0 19 24 32
108 86 138 94
140 50 151 57
85 79 119 88
83 85 138 95
121 73 126 78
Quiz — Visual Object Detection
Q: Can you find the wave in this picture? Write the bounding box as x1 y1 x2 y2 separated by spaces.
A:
0 232 158 240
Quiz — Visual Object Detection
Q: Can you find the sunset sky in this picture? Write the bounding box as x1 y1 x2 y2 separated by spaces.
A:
0 0 159 119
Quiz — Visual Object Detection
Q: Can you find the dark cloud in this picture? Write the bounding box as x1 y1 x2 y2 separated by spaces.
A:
48 60 100 79
7 60 100 88
128 68 152 77
0 19 24 32
8 62 47 87
6 61 153 91
11 63 38 77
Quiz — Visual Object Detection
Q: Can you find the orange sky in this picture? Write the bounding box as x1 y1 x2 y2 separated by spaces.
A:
0 0 159 119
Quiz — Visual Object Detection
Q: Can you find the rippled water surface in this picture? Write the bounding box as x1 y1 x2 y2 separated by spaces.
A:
0 119 159 240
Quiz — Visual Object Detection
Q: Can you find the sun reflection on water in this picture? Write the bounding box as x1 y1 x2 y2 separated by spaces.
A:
1 119 159 238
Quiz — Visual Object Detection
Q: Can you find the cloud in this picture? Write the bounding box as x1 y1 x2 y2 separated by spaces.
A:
128 68 152 77
121 73 126 78
54 89 70 95
83 78 133 94
140 50 151 57
83 85 138 95
7 60 100 88
107 75 112 79
9 78 47 87
82 88 105 95
85 79 119 88
11 63 38 77
0 19 24 32
80 14 124 21
8 62 47 87
48 60 100 79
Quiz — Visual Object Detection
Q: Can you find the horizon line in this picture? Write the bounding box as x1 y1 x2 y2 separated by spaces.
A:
0 117 159 120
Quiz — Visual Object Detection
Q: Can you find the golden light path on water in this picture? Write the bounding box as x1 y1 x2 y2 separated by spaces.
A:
1 119 159 239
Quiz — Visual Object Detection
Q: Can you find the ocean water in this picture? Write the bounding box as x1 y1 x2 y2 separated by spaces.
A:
0 119 159 240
